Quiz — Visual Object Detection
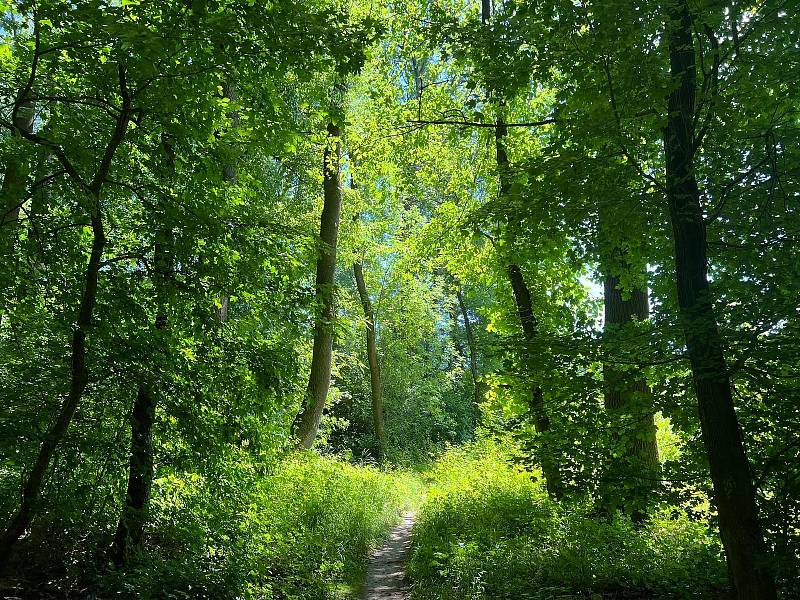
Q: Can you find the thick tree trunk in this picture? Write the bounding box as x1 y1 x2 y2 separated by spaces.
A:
112 385 155 564
507 263 564 500
112 135 175 565
456 289 482 409
294 122 343 449
1 100 35 261
0 211 106 568
664 2 775 597
601 267 660 515
353 260 386 455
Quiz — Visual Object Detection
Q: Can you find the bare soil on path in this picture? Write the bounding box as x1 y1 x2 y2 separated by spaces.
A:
362 512 415 600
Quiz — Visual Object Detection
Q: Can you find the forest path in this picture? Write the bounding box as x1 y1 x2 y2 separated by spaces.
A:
362 512 416 600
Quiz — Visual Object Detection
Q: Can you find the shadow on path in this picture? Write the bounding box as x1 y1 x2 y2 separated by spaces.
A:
362 512 416 600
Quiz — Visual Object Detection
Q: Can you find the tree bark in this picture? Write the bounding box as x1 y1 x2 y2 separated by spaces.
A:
0 64 131 568
601 266 660 516
664 2 775 597
112 134 175 565
507 263 564 500
216 80 238 323
0 211 106 569
294 121 343 449
1 99 35 257
353 260 386 456
456 289 482 410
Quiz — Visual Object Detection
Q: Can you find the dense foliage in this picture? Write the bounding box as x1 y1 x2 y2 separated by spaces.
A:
410 439 727 599
0 0 797 598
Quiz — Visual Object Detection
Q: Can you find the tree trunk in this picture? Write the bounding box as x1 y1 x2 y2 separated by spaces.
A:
0 210 106 568
507 263 564 500
456 288 482 410
216 80 238 323
664 2 775 597
294 121 343 449
353 260 386 456
0 65 131 568
493 106 563 499
1 99 35 259
601 266 660 516
112 134 175 565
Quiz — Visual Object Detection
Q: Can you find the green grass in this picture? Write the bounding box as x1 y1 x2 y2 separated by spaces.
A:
100 452 424 599
409 438 728 599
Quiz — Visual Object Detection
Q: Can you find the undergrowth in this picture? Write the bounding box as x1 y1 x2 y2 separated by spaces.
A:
97 452 422 599
409 438 728 599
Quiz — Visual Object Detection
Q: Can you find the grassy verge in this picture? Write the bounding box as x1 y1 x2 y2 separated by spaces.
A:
100 452 424 599
408 438 727 599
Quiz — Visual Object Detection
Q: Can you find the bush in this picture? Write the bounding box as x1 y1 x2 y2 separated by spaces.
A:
409 438 728 599
99 452 421 599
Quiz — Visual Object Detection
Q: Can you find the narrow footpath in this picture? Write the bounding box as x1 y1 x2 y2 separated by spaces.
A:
362 512 416 600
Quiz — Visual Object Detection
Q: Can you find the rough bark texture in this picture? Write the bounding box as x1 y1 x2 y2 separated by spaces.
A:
664 2 775 597
506 263 564 500
456 289 482 409
295 122 342 449
112 135 175 565
601 268 660 515
354 260 386 454
1 100 35 256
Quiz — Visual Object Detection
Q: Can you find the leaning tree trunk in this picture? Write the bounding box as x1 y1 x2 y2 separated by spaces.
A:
0 64 131 569
0 210 106 569
353 260 386 456
493 104 563 499
601 262 660 517
664 2 776 597
507 263 564 500
294 121 343 449
112 134 175 565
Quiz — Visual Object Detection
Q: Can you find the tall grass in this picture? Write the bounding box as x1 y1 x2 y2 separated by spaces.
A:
100 452 423 599
409 438 727 599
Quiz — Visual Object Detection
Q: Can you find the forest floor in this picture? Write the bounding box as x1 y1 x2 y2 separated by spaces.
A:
362 512 416 600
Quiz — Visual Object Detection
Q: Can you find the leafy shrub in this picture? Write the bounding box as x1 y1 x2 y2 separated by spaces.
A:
100 452 421 599
409 437 727 599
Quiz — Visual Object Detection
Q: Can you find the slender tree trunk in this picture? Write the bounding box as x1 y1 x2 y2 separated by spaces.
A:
601 265 660 516
112 135 175 565
507 263 564 500
493 109 564 498
456 289 482 409
0 65 131 568
353 260 385 456
294 121 343 449
1 100 35 244
0 210 106 568
216 80 238 323
664 2 775 597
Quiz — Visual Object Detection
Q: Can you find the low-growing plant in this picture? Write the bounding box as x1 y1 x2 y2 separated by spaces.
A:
409 437 728 599
99 452 422 599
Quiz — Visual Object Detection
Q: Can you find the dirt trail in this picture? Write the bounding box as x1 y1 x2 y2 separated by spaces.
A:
362 512 415 600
